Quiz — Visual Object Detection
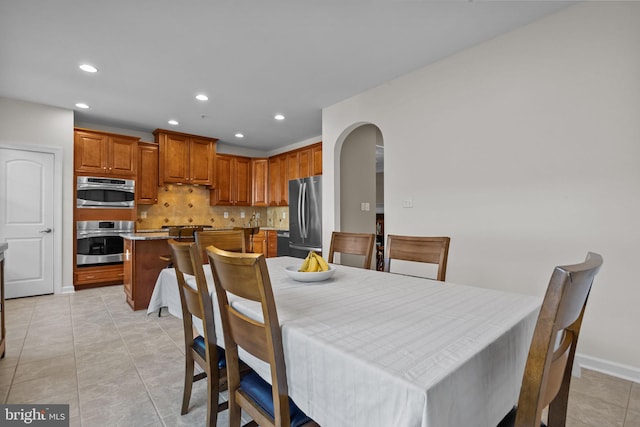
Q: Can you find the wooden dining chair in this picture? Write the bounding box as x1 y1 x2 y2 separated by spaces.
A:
167 239 231 427
195 229 245 264
498 252 603 427
328 231 376 269
384 235 451 281
206 247 318 427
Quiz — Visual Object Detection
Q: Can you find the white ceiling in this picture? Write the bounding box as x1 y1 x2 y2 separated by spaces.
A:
0 1 572 151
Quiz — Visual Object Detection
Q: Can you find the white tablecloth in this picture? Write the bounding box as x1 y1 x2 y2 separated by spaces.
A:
148 257 541 427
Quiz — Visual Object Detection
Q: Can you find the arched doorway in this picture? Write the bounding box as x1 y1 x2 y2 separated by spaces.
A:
338 124 383 268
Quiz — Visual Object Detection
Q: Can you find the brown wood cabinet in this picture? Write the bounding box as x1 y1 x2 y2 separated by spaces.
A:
74 264 125 288
250 230 277 258
251 158 268 207
266 142 322 206
123 237 170 310
311 142 323 175
137 142 159 204
74 128 139 178
211 154 251 206
154 129 217 186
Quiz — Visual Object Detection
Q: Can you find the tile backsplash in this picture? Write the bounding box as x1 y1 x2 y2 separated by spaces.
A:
136 184 289 230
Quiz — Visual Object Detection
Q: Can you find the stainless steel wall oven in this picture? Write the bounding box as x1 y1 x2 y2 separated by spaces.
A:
76 176 135 208
76 220 134 266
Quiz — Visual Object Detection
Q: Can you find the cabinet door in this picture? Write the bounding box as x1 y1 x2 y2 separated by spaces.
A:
159 133 190 184
268 156 281 206
252 231 266 254
286 151 300 180
311 143 322 176
234 156 252 206
109 136 137 177
251 158 268 207
267 230 277 258
213 154 233 205
137 142 158 204
189 137 215 185
279 154 289 206
75 131 108 174
299 148 312 178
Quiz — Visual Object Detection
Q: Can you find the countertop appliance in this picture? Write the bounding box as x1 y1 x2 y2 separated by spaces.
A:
288 176 322 259
76 176 135 209
76 220 134 266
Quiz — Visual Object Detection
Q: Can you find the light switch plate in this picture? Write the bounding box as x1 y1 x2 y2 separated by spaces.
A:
224 212 229 218
240 211 245 218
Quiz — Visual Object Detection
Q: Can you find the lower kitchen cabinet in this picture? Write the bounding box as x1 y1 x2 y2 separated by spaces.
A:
123 238 170 310
74 264 124 289
251 230 277 258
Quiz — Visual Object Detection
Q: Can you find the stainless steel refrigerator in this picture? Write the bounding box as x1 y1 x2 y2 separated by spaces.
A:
288 176 322 258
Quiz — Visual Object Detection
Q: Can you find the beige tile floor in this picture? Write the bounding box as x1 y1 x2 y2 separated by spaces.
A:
0 285 638 427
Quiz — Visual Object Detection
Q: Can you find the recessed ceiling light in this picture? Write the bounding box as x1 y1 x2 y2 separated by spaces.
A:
79 64 98 73
168 119 179 126
274 114 285 121
195 94 209 101
235 133 244 138
75 103 90 109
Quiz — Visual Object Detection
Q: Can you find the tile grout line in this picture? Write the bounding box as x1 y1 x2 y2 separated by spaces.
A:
103 296 170 427
69 293 84 427
3 301 36 404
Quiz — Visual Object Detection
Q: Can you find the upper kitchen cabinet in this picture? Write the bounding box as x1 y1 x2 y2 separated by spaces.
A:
136 142 159 205
74 128 139 178
268 155 288 206
211 154 251 206
310 142 323 176
251 158 268 207
154 129 217 186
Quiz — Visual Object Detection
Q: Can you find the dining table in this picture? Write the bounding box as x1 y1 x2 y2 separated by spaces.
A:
148 256 541 427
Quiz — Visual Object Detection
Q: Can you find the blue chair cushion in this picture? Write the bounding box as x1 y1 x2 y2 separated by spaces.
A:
193 335 226 369
240 371 312 427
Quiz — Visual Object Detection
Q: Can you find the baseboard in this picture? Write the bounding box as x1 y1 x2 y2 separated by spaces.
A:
60 285 75 294
573 352 640 383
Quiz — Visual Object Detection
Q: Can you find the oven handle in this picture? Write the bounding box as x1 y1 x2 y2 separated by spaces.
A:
77 231 131 237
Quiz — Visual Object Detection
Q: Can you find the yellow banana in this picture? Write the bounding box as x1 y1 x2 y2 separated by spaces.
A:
298 252 312 272
314 252 329 271
307 254 319 272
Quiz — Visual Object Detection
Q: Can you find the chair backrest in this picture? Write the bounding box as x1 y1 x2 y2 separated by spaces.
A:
167 239 217 360
384 235 451 281
328 231 376 269
515 252 603 426
195 230 245 264
168 226 204 241
206 246 292 425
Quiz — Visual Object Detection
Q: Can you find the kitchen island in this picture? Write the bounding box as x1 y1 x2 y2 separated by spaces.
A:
121 227 284 310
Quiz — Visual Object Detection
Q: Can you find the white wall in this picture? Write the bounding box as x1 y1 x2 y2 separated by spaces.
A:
0 97 74 293
323 3 640 375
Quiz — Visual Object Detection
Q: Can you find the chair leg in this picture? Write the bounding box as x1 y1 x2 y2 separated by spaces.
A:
206 371 219 427
182 358 195 415
228 393 242 427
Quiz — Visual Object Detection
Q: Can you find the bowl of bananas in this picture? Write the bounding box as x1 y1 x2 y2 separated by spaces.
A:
285 251 336 282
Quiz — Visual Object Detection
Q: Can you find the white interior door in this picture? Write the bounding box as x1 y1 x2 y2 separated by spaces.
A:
0 148 55 298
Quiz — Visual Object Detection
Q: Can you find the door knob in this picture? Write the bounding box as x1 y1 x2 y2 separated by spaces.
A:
40 228 52 233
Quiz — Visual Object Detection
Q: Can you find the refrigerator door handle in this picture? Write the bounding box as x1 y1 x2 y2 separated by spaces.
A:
297 182 304 240
301 182 308 239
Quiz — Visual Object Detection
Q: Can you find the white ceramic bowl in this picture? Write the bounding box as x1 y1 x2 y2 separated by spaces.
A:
284 265 336 282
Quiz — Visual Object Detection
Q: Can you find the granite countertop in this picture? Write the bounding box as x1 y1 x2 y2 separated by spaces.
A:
123 227 288 240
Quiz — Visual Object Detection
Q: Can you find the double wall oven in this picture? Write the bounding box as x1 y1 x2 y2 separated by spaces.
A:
76 176 136 269
76 220 134 266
